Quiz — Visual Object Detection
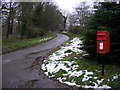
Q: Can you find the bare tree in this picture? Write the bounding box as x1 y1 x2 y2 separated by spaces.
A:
2 2 19 38
68 13 78 26
75 2 91 26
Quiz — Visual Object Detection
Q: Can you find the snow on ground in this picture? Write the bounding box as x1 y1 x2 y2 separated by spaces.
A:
34 37 52 43
39 37 52 42
41 37 119 89
112 74 120 81
48 37 83 60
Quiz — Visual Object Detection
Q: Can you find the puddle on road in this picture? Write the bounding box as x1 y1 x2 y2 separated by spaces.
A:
15 79 38 88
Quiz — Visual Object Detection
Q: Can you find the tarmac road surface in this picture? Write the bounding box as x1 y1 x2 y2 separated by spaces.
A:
2 33 70 89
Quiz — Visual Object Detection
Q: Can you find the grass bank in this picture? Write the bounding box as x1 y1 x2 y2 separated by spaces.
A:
62 33 83 40
42 33 120 89
2 34 56 54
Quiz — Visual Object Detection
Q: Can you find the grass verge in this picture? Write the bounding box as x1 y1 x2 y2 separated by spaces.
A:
42 33 120 89
2 34 56 54
62 32 84 40
50 54 120 89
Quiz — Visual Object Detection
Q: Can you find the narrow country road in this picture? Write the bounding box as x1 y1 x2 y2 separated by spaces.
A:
2 33 70 88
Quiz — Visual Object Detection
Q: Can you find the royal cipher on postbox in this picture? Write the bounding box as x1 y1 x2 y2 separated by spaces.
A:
97 31 110 54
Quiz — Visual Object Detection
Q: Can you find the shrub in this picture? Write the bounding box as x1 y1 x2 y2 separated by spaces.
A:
69 26 84 34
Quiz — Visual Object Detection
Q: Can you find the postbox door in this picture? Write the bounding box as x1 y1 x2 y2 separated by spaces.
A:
97 31 110 54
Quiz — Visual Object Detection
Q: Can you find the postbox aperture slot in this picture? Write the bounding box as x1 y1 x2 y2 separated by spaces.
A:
97 33 106 35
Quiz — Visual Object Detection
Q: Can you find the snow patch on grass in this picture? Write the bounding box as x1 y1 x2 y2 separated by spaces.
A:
34 37 52 43
48 37 83 60
112 74 120 81
41 37 119 89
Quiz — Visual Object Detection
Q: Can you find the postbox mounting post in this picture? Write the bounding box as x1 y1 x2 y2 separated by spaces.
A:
97 31 110 76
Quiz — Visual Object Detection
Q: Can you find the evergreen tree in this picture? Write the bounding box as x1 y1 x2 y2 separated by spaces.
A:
83 2 120 64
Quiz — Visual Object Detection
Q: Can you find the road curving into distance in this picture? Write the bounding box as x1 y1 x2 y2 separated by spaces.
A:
2 33 70 88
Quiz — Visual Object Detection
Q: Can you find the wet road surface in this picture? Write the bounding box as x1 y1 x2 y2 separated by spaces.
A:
2 33 70 88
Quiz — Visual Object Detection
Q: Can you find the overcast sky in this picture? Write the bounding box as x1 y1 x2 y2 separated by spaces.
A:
53 0 94 13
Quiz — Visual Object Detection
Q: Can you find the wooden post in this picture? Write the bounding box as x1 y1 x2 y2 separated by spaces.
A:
102 60 105 76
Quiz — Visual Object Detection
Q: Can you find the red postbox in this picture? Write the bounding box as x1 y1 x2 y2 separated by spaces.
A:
97 31 110 54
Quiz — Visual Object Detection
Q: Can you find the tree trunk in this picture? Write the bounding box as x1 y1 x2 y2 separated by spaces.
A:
6 14 11 39
9 17 14 35
6 2 12 39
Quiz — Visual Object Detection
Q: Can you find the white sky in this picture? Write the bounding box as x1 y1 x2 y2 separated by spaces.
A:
53 0 94 13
